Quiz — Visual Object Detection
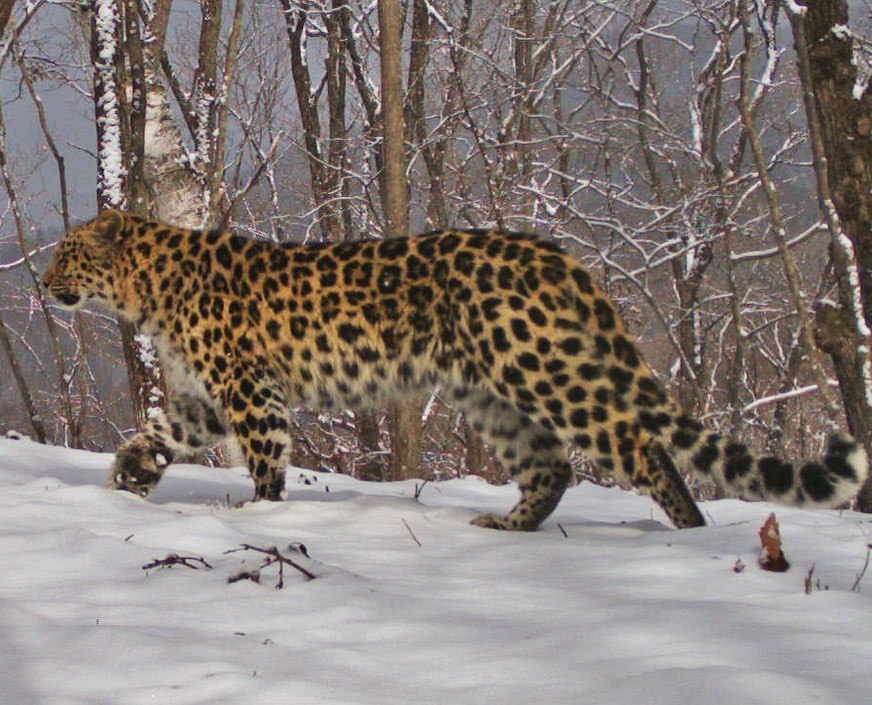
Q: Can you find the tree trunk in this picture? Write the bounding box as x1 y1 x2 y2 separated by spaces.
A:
378 0 408 238
356 409 386 481
378 0 423 481
0 1 14 39
788 0 872 509
140 0 209 227
91 0 165 429
464 424 502 482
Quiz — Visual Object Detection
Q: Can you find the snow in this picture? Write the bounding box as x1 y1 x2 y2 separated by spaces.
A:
830 219 872 408
1 437 872 704
93 0 128 208
424 0 453 35
783 0 807 18
831 24 872 102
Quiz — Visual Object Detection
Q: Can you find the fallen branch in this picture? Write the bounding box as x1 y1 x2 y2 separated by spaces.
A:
142 554 213 572
224 544 317 587
804 563 816 594
227 569 262 585
402 518 421 547
414 480 429 500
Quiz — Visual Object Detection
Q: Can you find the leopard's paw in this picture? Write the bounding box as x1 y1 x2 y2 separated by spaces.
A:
108 442 170 498
470 513 512 530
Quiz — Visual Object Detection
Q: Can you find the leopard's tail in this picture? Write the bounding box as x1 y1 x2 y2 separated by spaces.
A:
649 409 868 508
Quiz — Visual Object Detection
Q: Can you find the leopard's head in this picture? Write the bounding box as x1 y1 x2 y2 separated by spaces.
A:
42 210 126 310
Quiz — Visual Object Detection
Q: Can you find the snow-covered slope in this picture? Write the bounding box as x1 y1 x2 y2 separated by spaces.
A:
1 437 871 705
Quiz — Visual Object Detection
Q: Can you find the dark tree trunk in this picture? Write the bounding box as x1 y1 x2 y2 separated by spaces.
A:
0 1 14 41
356 409 386 481
790 0 872 510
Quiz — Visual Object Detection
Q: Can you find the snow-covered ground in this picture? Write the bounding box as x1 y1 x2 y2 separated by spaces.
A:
1 437 871 705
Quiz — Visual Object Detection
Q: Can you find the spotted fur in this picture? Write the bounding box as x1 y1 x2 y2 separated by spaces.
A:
41 210 867 529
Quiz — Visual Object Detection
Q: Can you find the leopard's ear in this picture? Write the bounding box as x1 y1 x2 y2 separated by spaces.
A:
90 209 126 246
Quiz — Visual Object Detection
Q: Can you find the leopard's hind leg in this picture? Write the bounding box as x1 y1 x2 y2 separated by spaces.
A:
556 411 705 529
638 441 705 528
455 384 705 529
450 387 572 531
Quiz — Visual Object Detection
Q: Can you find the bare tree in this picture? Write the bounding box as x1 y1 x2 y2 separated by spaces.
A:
0 101 79 444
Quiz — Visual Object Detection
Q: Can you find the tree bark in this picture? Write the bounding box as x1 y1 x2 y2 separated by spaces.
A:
788 0 872 509
0 1 14 44
91 0 164 429
378 0 408 238
140 0 209 227
190 0 221 178
378 0 423 481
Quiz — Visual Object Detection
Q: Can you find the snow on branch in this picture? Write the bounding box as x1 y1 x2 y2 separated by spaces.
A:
93 0 127 208
730 221 826 262
424 0 452 35
782 0 807 18
225 544 317 586
831 24 872 100
742 382 838 414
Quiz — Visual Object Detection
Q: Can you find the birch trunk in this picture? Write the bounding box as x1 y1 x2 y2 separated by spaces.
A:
91 0 164 428
141 0 208 227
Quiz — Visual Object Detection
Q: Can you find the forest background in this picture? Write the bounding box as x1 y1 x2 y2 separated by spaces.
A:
1 0 871 508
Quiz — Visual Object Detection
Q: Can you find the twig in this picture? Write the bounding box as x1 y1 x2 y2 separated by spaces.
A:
142 554 213 572
224 544 317 586
216 134 283 230
851 545 872 593
402 518 422 547
414 480 429 500
227 569 261 585
804 563 816 595
557 523 569 538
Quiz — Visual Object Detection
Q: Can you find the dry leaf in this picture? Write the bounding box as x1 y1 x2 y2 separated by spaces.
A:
758 512 790 572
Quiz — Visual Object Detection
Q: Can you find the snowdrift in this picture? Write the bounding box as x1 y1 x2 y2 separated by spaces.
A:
1 437 871 705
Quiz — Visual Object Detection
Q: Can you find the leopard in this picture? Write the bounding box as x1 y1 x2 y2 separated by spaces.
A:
41 210 867 530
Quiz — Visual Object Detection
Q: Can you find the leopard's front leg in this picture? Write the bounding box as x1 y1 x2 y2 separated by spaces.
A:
108 394 228 497
109 435 174 497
